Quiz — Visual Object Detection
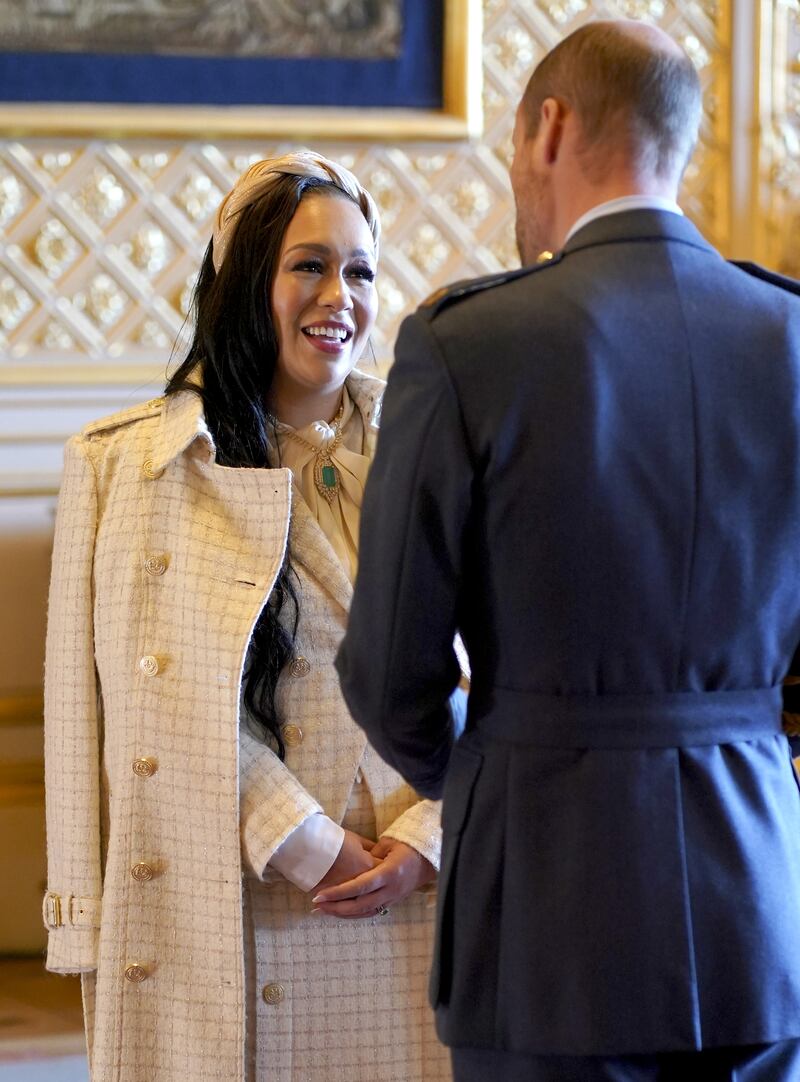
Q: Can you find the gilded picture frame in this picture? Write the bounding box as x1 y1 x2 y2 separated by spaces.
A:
0 0 483 141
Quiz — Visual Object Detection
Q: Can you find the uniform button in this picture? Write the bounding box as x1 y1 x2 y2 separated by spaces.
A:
142 459 162 480
144 554 167 576
131 862 154 882
124 964 148 983
138 655 159 677
132 757 157 778
282 724 303 748
289 656 310 678
262 982 284 1005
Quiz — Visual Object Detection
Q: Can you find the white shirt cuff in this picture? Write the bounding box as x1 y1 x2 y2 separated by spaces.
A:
268 813 345 892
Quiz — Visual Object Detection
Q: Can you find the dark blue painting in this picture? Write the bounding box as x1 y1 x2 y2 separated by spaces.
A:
0 0 443 111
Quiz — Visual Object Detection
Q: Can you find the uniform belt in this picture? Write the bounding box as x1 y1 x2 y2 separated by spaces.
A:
471 686 783 749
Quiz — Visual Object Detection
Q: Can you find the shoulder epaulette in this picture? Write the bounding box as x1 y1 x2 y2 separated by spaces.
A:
82 396 163 437
729 260 800 296
418 250 564 320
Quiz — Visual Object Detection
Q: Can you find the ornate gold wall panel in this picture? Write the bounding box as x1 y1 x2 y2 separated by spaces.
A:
754 0 800 277
0 0 731 384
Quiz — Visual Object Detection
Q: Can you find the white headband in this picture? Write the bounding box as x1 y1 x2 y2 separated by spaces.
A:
211 150 380 273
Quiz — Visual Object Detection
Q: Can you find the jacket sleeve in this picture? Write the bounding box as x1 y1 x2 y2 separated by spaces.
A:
335 312 473 798
239 719 328 878
381 798 442 871
43 436 103 973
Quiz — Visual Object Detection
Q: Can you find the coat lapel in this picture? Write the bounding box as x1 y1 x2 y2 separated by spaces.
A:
153 370 386 614
289 495 354 613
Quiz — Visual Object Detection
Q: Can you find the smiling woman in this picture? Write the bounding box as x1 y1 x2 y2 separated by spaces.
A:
269 195 378 428
42 151 450 1082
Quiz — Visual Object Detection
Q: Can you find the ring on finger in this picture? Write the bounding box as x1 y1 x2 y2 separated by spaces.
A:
375 904 390 917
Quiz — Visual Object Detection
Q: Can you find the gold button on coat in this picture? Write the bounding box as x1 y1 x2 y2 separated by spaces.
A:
144 554 167 576
131 862 154 882
289 656 310 678
124 964 148 983
282 724 303 748
262 982 284 1005
132 757 157 778
142 459 162 479
138 655 159 677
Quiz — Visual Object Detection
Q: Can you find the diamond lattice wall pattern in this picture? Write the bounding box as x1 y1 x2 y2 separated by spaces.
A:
0 0 730 379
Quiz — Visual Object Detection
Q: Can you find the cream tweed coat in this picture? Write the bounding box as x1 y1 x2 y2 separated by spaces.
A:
44 369 449 1081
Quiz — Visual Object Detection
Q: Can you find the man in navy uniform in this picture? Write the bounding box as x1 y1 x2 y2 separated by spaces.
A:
333 19 800 1081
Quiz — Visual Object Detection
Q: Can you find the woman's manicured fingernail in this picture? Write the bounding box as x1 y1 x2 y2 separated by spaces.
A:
311 907 320 914
311 894 322 903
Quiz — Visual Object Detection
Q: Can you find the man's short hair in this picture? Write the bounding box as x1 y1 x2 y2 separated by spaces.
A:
521 22 702 180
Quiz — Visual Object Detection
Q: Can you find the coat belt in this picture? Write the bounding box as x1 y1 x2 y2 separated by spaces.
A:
471 686 783 749
42 891 101 930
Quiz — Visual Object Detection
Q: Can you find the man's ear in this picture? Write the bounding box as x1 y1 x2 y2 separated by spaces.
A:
535 97 567 167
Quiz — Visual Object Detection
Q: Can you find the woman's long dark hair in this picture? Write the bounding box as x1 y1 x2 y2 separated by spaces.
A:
165 175 354 758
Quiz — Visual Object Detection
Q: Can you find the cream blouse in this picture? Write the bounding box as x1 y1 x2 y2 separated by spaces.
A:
268 386 368 582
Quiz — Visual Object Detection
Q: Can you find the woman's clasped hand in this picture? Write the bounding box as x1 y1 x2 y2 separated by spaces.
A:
312 834 437 919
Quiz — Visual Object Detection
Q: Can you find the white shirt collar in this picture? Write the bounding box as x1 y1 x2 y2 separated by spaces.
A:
565 195 683 245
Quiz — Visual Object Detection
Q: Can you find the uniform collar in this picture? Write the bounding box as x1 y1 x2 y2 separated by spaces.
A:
561 207 718 259
151 366 385 474
565 196 683 244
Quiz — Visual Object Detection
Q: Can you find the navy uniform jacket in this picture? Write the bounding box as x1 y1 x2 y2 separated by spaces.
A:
336 210 800 1057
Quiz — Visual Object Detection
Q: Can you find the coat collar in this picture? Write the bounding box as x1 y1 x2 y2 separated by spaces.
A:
151 367 385 474
561 208 719 261
342 367 384 458
151 381 213 474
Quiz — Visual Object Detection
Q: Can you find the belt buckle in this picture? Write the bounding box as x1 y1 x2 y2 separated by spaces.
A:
45 892 63 928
